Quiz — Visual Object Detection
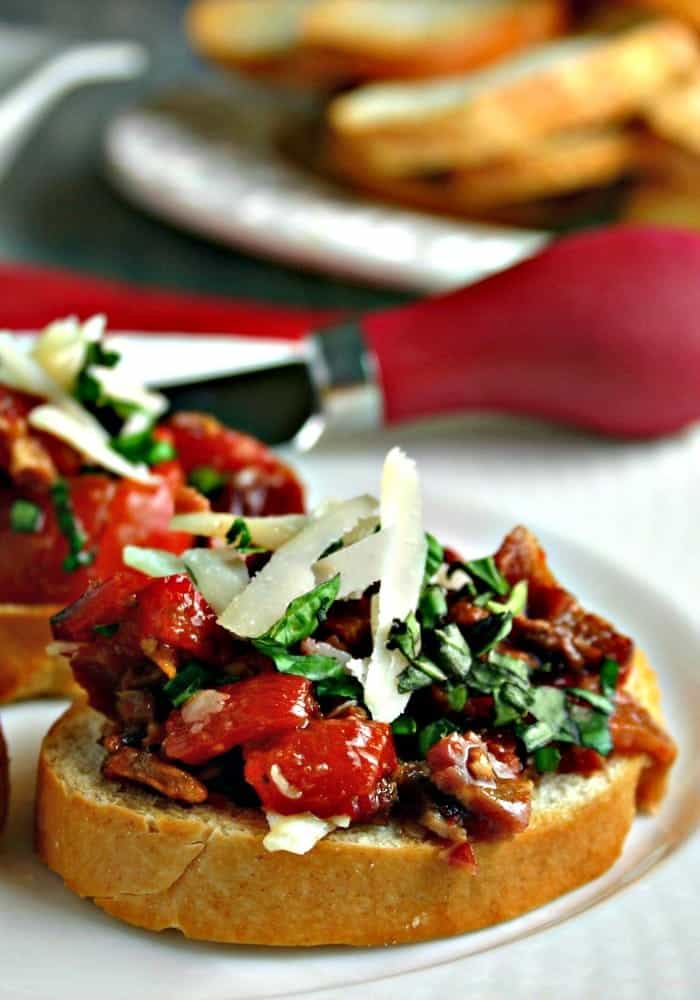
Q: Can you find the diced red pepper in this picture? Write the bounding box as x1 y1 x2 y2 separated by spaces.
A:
244 717 397 820
163 673 318 765
51 569 149 641
129 575 221 658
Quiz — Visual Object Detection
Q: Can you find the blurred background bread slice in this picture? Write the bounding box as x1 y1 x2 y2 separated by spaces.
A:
644 71 700 157
327 126 640 215
635 0 700 30
187 0 568 87
327 19 698 177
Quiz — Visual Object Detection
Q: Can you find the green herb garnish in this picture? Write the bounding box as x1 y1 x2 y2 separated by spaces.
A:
163 662 223 707
10 498 42 534
254 576 341 650
423 532 444 583
432 623 473 680
487 579 528 617
566 687 615 715
319 538 344 559
188 465 226 497
226 517 252 548
534 746 561 773
446 683 468 712
418 719 461 758
392 715 417 736
600 658 620 700
465 556 509 596
50 479 94 573
93 623 119 638
418 585 447 630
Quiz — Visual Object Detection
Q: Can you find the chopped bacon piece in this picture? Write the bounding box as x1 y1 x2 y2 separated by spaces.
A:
427 732 532 841
163 674 318 766
610 690 677 810
103 746 207 803
495 525 557 589
244 718 397 821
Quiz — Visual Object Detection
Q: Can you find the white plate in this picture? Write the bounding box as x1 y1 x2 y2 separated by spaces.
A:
103 88 546 293
0 493 698 1000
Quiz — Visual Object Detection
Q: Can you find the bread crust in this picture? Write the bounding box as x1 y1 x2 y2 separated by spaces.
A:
327 128 639 214
36 649 668 946
327 20 698 176
186 0 566 86
0 604 78 703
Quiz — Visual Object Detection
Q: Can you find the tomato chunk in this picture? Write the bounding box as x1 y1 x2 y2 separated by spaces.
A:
163 674 318 765
165 411 304 516
51 569 149 641
129 575 221 658
244 718 397 820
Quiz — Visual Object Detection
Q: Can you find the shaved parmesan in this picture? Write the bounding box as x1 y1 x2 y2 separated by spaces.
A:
181 548 248 614
123 545 249 615
31 315 104 390
0 333 64 398
28 404 157 484
263 811 350 854
314 528 386 599
169 511 309 549
89 364 167 421
364 448 426 723
218 495 377 638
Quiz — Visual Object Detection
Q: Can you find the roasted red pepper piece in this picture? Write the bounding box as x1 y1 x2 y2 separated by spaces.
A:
129 575 221 658
244 717 397 821
163 673 318 765
51 569 149 641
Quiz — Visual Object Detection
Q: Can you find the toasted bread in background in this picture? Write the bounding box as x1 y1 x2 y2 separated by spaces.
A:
0 605 78 704
636 0 700 29
36 649 671 946
644 72 700 157
187 0 567 86
327 19 698 177
0 722 7 832
328 126 640 215
623 179 700 226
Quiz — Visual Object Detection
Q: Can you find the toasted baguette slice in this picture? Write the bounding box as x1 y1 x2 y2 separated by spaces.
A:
187 0 566 85
328 127 639 214
637 0 700 29
0 721 8 832
301 0 567 81
36 649 670 946
0 605 78 703
645 72 700 157
327 19 698 176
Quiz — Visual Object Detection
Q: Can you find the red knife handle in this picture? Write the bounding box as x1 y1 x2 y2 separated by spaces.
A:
362 225 700 438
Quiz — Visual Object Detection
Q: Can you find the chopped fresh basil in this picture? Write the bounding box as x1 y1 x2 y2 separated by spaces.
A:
465 556 509 596
460 611 513 655
164 662 212 707
473 591 495 607
418 718 461 758
566 687 615 715
85 341 120 369
424 532 444 583
569 704 613 756
392 714 417 736
396 666 431 693
93 623 119 638
487 579 528 617
188 465 226 497
517 685 574 751
432 623 472 679
319 538 344 559
255 575 341 649
387 612 421 661
254 641 346 682
518 721 555 753
600 657 620 700
112 428 176 467
314 675 363 700
74 368 102 406
10 498 42 534
226 517 252 548
446 683 467 712
534 746 561 773
50 479 94 573
418 584 447 630
446 562 477 597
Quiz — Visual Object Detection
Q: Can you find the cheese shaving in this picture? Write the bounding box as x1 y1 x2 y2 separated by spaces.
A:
123 545 249 614
364 448 426 723
28 404 157 484
31 315 104 390
169 511 308 548
218 495 377 638
262 811 350 854
314 528 386 599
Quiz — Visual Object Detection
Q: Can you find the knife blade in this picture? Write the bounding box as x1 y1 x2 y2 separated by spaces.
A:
87 226 700 445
